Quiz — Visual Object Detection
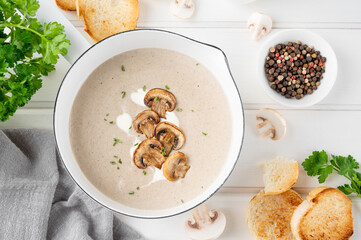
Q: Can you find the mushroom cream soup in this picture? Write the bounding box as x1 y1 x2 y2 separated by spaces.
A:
69 48 232 210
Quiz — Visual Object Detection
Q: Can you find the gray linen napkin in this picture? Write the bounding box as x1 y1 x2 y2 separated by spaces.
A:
0 129 145 240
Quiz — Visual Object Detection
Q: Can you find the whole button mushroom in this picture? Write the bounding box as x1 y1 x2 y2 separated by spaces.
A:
162 152 190 181
185 204 226 240
144 88 176 118
155 121 185 156
132 110 160 138
170 0 195 19
247 12 272 41
256 108 287 140
133 139 166 169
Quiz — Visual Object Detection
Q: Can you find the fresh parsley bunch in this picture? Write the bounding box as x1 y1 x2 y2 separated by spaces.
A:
302 150 361 198
0 0 70 121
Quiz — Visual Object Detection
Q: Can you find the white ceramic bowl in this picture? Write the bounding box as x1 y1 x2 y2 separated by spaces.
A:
54 29 244 218
257 29 337 108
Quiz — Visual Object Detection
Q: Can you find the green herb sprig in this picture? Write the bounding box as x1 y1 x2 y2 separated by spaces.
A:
302 150 361 197
0 0 70 121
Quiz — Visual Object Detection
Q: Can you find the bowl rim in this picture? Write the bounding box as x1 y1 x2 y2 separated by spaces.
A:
53 28 245 219
257 29 338 108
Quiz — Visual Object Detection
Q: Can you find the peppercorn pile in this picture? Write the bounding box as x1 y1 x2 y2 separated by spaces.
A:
264 41 326 99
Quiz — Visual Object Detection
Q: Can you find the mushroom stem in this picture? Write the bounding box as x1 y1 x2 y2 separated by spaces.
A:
143 153 163 169
256 121 267 129
262 128 275 139
151 99 167 118
191 204 216 228
162 132 176 156
139 121 155 138
175 165 191 179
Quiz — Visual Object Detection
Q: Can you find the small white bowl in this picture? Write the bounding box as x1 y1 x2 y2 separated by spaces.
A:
257 29 337 108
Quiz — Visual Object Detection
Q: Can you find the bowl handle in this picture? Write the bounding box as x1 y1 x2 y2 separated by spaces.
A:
37 0 91 65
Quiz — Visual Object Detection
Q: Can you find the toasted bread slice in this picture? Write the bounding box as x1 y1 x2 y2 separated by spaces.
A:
77 0 139 42
291 187 353 240
262 156 299 195
247 189 303 240
56 0 76 11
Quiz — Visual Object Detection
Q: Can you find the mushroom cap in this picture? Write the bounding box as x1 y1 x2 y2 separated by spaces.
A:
247 12 272 41
155 121 185 150
184 204 226 240
144 88 177 115
170 0 195 19
256 108 287 140
132 110 160 136
133 139 166 169
163 152 190 181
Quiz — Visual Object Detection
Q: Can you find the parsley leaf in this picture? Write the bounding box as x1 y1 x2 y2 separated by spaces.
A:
302 150 361 198
317 165 333 183
331 155 359 178
0 0 70 121
338 184 354 195
301 150 329 176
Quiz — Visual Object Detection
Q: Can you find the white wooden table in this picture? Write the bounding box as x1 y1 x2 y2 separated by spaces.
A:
2 0 361 239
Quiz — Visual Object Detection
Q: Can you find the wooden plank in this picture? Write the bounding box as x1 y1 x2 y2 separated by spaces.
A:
2 108 361 189
157 28 361 107
59 0 361 25
225 110 361 188
23 27 361 108
117 192 361 240
0 109 53 130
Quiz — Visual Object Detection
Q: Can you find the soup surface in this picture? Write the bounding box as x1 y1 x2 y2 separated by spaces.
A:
69 48 232 210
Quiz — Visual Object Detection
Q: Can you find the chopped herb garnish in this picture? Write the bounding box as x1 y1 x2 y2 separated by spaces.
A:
134 143 139 146
129 126 132 129
137 186 140 190
176 108 183 112
104 118 107 121
143 170 147 175
191 110 194 112
196 63 199 66
154 96 160 101
114 155 118 158
121 65 125 71
109 121 114 124
143 85 147 92
161 147 167 156
121 91 126 99
113 138 122 146
117 167 120 170
128 192 135 195
110 161 116 165
202 132 208 136
106 113 109 116
119 159 122 164
165 85 170 90
181 199 184 203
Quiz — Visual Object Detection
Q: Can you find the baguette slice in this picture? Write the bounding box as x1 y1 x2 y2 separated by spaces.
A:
77 0 139 42
247 189 303 240
263 156 299 195
291 187 353 240
56 0 76 11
